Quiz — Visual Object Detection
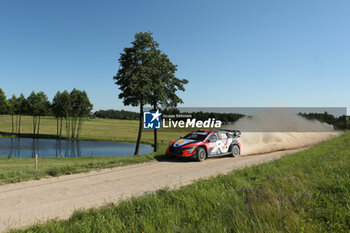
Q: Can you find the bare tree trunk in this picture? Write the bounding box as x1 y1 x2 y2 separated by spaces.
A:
66 116 70 140
33 116 37 136
56 117 59 138
134 102 143 155
153 104 158 152
153 128 158 152
15 115 18 134
59 117 63 138
18 115 22 136
71 118 74 139
79 118 83 137
76 118 80 139
76 118 84 140
65 117 68 139
11 115 14 134
76 118 80 140
37 116 41 135
71 117 76 140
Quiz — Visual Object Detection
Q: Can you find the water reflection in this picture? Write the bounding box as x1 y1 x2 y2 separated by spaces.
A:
0 137 153 158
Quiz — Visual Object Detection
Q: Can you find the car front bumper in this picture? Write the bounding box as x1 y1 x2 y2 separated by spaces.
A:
166 152 197 160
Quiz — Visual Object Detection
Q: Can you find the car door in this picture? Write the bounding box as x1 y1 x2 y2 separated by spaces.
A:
207 133 220 156
217 132 231 153
215 133 225 154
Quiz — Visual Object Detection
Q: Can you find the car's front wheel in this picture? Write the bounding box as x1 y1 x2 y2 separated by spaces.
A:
196 147 207 162
231 145 240 157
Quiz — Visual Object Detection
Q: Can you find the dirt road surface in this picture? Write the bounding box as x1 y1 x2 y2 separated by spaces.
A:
0 148 307 232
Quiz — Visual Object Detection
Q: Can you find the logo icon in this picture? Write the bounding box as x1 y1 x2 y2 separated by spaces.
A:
143 110 162 129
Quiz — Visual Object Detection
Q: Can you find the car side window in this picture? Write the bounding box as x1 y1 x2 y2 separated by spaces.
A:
208 133 218 141
218 133 227 139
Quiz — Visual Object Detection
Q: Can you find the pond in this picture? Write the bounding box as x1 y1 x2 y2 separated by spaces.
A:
0 137 154 158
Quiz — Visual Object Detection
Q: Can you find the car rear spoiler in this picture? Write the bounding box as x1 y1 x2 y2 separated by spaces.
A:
222 129 241 138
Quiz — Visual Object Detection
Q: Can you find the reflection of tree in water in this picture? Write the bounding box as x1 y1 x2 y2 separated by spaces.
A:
7 138 83 158
60 140 82 158
10 137 14 157
76 141 81 157
31 139 39 158
64 140 70 157
55 139 59 158
9 137 15 157
13 138 21 157
70 141 75 157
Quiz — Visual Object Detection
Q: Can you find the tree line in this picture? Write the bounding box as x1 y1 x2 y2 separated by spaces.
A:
298 112 348 130
94 109 139 120
0 88 93 140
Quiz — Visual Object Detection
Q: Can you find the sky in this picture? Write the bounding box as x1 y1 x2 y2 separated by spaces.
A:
0 0 349 113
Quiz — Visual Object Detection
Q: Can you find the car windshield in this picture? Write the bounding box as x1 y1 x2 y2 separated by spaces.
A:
183 133 207 141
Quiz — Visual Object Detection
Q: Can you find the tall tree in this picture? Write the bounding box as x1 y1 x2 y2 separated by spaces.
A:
27 91 40 136
36 91 50 135
27 91 49 136
113 32 159 155
70 89 92 140
0 88 8 115
147 50 188 152
8 95 17 134
51 90 73 139
16 94 27 136
70 89 80 139
52 91 63 138
76 90 93 139
60 90 72 139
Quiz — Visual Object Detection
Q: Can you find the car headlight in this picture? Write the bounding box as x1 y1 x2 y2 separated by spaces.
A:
183 146 196 153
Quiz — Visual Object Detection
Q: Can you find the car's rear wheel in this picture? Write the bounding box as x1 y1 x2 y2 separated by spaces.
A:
231 145 240 157
197 147 207 162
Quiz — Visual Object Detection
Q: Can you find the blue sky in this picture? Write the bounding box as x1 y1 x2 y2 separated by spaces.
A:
1 0 349 113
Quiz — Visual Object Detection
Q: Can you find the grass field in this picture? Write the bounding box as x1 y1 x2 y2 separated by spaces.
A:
10 132 350 232
0 115 191 144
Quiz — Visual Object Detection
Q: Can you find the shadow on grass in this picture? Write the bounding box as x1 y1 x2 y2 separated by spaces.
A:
0 131 59 140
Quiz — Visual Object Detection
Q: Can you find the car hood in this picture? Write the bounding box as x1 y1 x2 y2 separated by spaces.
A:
172 139 197 147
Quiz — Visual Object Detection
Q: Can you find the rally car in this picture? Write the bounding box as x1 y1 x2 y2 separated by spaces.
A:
165 130 241 162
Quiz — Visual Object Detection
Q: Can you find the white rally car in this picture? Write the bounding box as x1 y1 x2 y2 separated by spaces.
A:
166 130 241 162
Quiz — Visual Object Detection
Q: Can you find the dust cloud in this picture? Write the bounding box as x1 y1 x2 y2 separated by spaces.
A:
226 110 340 155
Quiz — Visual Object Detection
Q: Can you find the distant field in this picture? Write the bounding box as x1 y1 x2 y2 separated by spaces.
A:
10 132 350 232
0 115 192 144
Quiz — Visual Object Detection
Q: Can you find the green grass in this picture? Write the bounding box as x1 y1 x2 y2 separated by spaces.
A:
10 132 350 232
0 115 191 144
0 145 167 185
